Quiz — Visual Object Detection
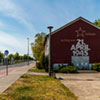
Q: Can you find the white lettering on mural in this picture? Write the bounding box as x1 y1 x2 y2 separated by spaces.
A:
76 27 85 37
61 39 75 42
75 27 96 37
71 39 90 56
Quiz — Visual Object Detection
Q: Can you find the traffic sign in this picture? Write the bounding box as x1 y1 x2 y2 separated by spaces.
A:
4 50 9 56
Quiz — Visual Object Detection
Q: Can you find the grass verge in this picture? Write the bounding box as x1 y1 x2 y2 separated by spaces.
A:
0 74 77 100
28 67 46 73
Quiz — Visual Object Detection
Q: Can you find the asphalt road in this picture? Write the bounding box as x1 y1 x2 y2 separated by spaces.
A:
0 61 34 71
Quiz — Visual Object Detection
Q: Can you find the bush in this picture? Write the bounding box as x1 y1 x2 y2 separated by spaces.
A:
36 62 43 69
92 63 100 72
58 66 77 73
36 51 49 71
36 54 48 71
43 56 48 72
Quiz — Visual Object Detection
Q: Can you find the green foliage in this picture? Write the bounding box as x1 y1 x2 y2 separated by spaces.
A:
8 54 14 58
28 67 46 73
40 51 48 71
0 51 33 65
14 52 20 61
32 32 46 61
36 51 48 71
92 63 100 72
36 62 43 69
32 32 49 71
23 54 28 61
58 64 64 70
8 54 14 60
39 51 45 68
0 52 4 59
59 66 78 73
94 19 100 27
43 56 48 72
0 52 4 64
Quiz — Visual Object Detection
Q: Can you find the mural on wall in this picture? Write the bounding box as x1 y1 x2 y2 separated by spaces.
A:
71 27 91 56
71 39 90 56
49 17 100 64
76 27 96 37
76 27 85 37
71 39 91 69
70 27 91 69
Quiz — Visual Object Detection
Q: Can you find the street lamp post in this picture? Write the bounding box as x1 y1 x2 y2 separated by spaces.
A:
27 38 29 65
47 26 53 77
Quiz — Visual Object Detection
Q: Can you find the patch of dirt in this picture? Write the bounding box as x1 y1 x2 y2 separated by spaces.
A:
57 73 100 100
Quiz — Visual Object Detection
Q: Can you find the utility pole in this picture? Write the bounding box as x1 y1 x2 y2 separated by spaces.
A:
47 26 53 77
27 38 29 65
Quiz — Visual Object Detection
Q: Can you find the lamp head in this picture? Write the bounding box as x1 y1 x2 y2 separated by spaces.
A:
47 26 53 30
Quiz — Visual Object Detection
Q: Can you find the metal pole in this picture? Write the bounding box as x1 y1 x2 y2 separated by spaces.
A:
27 38 29 65
6 58 8 75
47 26 53 77
5 57 8 76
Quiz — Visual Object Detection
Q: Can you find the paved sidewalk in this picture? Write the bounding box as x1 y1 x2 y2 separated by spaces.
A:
0 62 35 94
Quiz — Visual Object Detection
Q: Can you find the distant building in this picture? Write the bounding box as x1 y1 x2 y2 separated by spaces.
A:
44 17 100 69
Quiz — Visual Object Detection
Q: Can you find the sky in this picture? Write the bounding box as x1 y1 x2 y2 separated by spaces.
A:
0 0 100 56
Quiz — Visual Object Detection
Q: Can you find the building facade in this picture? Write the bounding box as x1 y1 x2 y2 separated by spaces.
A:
44 17 100 69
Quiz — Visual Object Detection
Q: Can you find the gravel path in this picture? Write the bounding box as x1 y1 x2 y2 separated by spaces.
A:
57 73 100 100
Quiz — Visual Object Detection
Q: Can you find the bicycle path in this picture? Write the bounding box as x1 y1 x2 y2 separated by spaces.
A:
0 62 35 94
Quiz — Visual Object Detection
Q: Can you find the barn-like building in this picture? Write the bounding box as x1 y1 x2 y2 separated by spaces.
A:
44 17 100 70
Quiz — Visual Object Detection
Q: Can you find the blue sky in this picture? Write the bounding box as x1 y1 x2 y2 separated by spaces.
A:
0 0 100 56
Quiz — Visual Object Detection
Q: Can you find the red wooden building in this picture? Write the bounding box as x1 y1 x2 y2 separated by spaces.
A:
44 17 100 69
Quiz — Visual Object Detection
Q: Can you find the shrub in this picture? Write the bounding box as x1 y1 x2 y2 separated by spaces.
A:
43 56 48 72
92 63 100 72
58 64 64 70
59 66 77 73
36 55 48 71
36 62 43 69
54 64 64 73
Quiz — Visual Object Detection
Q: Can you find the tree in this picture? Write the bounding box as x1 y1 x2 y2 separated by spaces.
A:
14 52 20 61
8 54 14 60
0 52 4 59
23 54 28 61
0 52 4 64
8 54 14 64
19 56 24 61
94 19 100 27
32 32 46 61
40 51 48 71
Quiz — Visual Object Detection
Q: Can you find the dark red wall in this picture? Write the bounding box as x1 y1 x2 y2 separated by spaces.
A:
51 19 100 64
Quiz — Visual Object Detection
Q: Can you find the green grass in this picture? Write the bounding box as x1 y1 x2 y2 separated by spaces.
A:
0 74 77 100
28 67 46 73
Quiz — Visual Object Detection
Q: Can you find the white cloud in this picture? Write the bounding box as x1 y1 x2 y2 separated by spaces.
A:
0 31 32 55
0 0 36 34
0 0 34 55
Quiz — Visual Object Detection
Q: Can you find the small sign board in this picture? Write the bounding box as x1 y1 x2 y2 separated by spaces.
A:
4 50 9 56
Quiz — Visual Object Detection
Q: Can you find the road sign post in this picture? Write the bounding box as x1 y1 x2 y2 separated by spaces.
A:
4 50 9 76
5 58 8 75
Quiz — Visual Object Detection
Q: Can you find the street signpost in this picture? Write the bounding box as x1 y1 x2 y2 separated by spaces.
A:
4 50 9 56
4 50 9 76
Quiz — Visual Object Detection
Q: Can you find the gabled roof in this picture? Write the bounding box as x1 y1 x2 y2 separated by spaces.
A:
50 16 100 35
44 16 100 45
